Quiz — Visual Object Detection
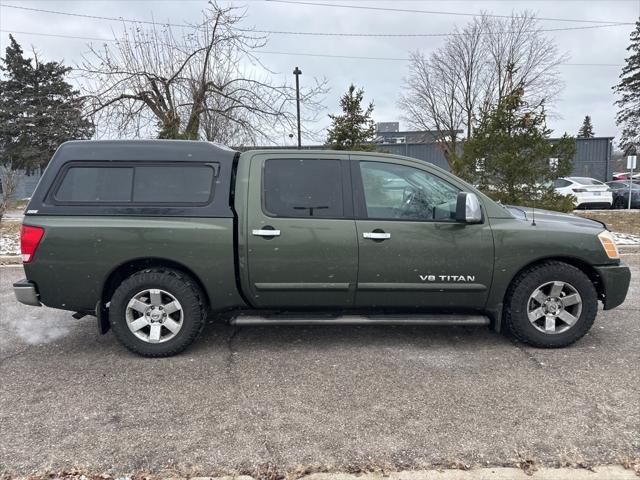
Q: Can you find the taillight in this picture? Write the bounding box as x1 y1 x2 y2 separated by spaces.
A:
20 225 45 263
572 188 587 193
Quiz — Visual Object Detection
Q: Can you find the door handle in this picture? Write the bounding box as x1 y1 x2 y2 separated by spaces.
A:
252 229 281 237
363 232 391 240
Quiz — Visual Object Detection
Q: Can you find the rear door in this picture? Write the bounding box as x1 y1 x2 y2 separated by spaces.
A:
246 153 358 308
351 156 494 309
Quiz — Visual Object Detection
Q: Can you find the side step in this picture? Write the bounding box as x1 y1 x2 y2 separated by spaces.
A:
230 314 490 327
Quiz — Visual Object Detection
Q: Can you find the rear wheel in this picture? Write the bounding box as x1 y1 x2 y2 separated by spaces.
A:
504 261 597 348
613 197 626 209
109 269 206 357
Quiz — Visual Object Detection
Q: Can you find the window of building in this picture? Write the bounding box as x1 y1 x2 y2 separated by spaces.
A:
263 159 344 218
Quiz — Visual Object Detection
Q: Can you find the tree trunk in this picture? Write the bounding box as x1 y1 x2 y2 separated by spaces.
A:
0 166 19 222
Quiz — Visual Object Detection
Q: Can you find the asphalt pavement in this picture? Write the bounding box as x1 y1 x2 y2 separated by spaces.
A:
1 253 639 476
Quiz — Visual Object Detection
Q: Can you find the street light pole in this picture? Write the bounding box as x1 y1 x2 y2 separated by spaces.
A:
293 67 302 149
628 148 637 209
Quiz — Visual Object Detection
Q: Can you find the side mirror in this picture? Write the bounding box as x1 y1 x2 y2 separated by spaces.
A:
456 192 482 223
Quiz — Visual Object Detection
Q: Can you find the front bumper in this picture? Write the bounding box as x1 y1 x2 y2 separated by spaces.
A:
13 279 42 307
594 263 631 310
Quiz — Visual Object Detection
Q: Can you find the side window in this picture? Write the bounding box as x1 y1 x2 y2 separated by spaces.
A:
55 167 134 202
553 179 571 188
359 161 460 221
263 159 344 218
54 164 215 204
133 166 214 203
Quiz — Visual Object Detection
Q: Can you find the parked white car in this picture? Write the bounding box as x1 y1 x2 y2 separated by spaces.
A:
553 177 613 209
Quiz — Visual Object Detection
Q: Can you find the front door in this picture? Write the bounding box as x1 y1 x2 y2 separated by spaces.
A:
352 157 494 309
246 155 358 308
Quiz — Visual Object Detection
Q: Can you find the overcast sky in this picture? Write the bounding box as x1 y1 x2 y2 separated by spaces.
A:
1 0 638 147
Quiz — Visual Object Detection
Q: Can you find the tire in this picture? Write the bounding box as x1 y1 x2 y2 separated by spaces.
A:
504 261 598 348
109 268 206 357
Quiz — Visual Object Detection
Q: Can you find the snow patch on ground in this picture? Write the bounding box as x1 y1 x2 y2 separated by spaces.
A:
612 232 640 246
0 231 20 255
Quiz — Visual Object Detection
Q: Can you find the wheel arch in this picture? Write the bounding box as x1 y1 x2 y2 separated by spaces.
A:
503 256 604 306
101 257 211 309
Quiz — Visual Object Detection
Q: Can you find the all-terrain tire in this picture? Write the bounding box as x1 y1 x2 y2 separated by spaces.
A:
109 268 206 357
504 261 598 348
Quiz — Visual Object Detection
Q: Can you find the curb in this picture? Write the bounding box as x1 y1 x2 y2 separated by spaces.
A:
185 467 638 479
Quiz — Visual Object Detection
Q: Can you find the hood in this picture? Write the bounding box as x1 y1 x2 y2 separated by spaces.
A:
505 205 607 230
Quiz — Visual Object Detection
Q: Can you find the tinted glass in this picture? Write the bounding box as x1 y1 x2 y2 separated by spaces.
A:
56 167 134 202
569 177 603 185
553 179 572 188
264 159 344 217
133 166 214 203
360 161 460 221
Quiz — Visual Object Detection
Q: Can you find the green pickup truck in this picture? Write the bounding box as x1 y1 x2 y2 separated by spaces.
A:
14 140 631 356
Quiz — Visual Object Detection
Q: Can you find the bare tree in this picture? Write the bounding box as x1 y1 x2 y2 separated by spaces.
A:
400 51 464 171
400 12 566 173
483 12 565 107
0 166 18 221
78 1 326 143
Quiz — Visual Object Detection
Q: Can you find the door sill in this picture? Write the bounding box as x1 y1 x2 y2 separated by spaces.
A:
230 313 489 326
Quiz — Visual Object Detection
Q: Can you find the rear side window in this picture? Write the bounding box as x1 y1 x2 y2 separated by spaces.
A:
263 159 344 217
54 164 215 204
55 167 134 202
570 177 603 186
133 166 213 203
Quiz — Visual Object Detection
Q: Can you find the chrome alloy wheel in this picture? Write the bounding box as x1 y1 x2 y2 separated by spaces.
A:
527 281 583 334
125 289 184 343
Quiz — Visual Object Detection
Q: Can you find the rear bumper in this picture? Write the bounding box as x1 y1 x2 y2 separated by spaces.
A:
575 193 612 207
594 263 631 310
13 279 42 307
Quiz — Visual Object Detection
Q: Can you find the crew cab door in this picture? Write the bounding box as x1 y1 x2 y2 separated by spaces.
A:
351 156 494 309
245 154 358 308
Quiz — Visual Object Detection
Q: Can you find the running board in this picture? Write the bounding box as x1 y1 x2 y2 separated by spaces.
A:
230 314 490 327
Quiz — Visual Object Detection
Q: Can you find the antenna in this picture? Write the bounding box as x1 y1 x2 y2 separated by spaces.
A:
531 193 537 226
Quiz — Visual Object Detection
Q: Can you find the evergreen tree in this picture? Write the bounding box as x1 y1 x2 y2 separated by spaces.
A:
0 36 93 217
326 84 376 151
578 115 594 138
0 35 95 171
613 19 640 153
460 86 576 210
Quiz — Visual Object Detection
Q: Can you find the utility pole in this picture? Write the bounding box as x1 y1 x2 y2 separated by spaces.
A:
293 67 302 149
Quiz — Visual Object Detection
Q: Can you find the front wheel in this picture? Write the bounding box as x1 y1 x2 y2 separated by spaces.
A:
109 269 206 357
504 261 598 348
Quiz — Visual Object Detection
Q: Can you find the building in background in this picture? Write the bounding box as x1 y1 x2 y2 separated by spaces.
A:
373 123 614 181
374 122 446 144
